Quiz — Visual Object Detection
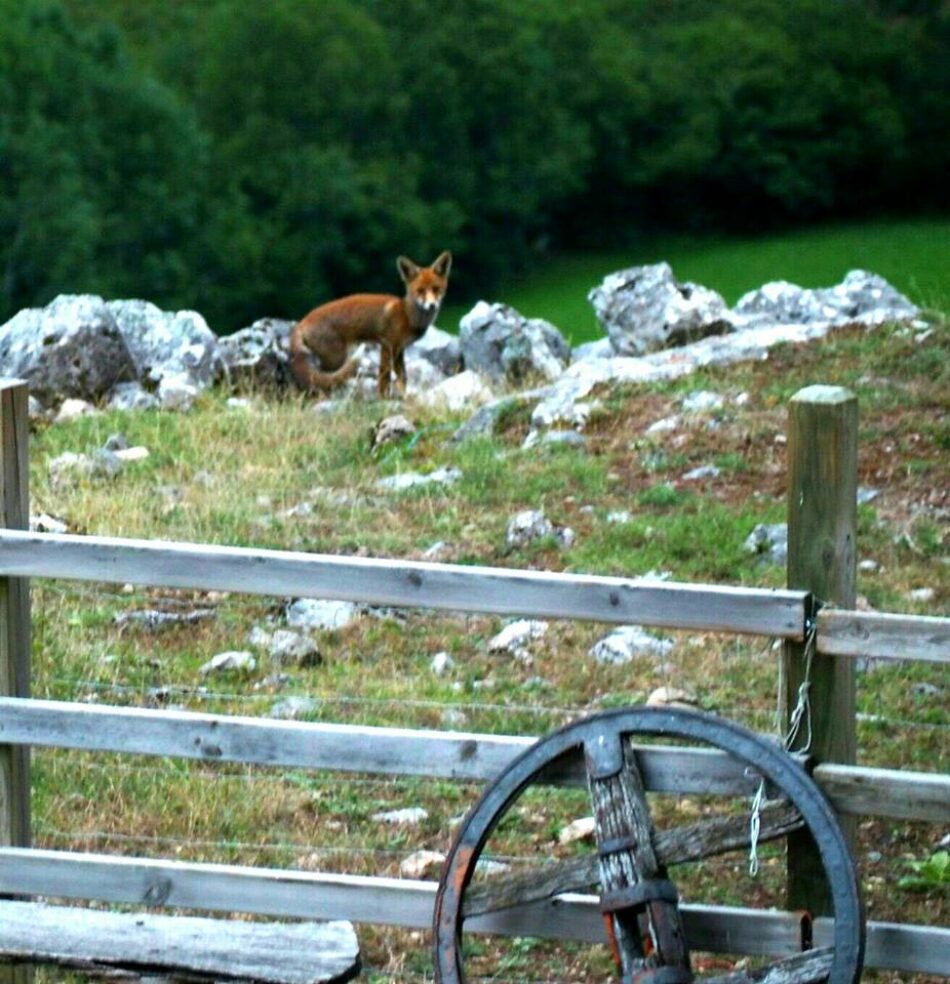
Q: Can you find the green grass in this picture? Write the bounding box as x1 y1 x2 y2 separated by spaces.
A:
25 253 950 982
441 216 950 344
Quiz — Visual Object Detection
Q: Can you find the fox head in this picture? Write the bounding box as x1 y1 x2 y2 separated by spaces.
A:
397 251 452 323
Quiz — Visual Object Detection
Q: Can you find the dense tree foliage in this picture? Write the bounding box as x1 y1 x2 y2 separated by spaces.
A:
1 0 946 329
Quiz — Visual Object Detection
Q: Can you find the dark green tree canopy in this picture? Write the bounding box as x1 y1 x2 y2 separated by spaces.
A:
1 0 946 330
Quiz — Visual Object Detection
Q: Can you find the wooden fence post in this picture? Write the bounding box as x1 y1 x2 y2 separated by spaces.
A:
783 385 857 915
0 380 31 984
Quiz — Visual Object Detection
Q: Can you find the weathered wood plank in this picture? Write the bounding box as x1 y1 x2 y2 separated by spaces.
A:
0 380 31 984
817 608 950 663
0 697 759 795
0 528 808 637
0 848 806 956
812 761 950 824
814 916 950 976
463 801 803 918
0 850 942 973
587 737 691 975
0 900 360 983
783 385 858 914
3 698 945 819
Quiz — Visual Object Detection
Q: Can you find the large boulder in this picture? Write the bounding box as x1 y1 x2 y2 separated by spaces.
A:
588 262 732 356
0 294 137 405
218 318 295 390
107 299 222 388
459 302 570 384
733 270 918 328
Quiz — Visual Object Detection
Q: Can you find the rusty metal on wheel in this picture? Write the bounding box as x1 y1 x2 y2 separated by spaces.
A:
433 707 864 983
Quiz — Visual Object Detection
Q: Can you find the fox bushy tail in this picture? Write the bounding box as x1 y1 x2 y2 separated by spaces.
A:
288 342 360 393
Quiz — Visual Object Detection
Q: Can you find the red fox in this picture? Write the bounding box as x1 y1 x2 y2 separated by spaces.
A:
288 251 452 397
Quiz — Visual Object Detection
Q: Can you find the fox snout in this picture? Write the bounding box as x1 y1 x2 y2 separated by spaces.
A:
415 290 443 314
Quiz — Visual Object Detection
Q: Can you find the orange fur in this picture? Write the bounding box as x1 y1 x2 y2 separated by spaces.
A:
289 251 452 397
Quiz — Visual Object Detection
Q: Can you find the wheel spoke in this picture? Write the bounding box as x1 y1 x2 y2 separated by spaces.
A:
585 733 692 979
462 801 803 918
703 946 834 984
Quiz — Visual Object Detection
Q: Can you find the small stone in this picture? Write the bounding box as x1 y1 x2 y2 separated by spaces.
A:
286 598 359 631
372 807 429 826
376 467 462 492
589 626 674 665
681 390 724 413
505 509 573 551
30 512 69 534
268 629 321 668
857 486 880 505
199 650 256 676
113 446 150 463
416 370 494 412
431 651 455 676
682 464 720 481
744 523 788 565
907 587 936 603
911 683 941 698
558 816 596 845
488 620 548 656
606 510 632 524
103 433 130 451
269 696 319 719
474 859 511 878
858 559 880 573
645 416 680 435
114 608 215 632
226 397 251 409
646 686 699 709
399 850 446 879
106 381 160 411
54 398 99 422
372 414 415 450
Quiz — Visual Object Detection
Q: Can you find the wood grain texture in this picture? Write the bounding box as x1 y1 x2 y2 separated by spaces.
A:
0 900 360 983
813 762 950 823
0 528 808 638
2 697 944 819
463 801 803 918
0 697 759 795
0 849 940 972
816 608 950 663
783 385 858 914
814 917 950 976
0 380 31 984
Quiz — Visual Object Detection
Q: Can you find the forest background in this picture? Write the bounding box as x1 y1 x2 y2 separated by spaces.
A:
1 0 947 332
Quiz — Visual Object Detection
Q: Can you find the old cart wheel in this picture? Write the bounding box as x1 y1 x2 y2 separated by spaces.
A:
433 707 863 983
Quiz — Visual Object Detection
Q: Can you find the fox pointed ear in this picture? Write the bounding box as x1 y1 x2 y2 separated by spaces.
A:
432 251 452 278
396 256 420 283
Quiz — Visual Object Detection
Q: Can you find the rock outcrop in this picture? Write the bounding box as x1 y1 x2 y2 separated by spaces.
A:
588 262 733 356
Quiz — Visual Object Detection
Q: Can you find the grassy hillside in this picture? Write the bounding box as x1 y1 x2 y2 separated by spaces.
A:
27 305 949 981
442 217 950 344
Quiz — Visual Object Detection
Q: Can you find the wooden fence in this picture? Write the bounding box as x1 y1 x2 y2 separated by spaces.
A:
0 378 948 977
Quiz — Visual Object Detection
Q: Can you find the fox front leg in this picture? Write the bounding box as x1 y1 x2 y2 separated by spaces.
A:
393 347 408 396
378 344 394 398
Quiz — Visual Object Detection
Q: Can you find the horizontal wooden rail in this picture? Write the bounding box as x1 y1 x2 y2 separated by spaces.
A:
0 848 946 974
0 529 808 637
2 698 946 821
0 698 758 796
817 608 950 663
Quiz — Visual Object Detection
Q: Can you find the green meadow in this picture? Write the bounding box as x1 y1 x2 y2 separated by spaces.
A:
442 217 950 344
